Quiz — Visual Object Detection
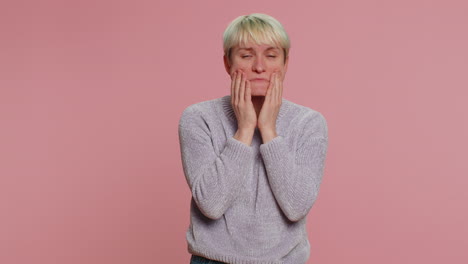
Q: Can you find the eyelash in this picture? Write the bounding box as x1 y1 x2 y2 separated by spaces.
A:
241 55 277 58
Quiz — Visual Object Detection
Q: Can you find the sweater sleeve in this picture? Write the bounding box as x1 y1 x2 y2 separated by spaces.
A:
259 112 329 222
178 106 255 220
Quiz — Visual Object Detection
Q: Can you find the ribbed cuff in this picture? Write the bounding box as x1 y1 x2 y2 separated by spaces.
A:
222 136 254 161
259 136 287 162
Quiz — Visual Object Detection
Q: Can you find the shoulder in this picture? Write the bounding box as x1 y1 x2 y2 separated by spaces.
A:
178 96 223 129
283 99 328 137
283 99 327 125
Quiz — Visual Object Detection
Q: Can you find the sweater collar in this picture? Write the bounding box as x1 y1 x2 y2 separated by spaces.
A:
220 95 291 122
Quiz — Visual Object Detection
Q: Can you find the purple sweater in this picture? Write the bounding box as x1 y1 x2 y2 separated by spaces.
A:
178 95 329 264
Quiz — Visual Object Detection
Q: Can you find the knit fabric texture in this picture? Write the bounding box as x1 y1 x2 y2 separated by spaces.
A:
178 95 329 264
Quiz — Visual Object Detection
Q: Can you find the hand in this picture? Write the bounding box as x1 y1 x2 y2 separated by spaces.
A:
258 71 282 142
231 69 256 145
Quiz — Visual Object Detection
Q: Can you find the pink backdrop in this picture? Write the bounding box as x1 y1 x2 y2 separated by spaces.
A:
1 0 467 263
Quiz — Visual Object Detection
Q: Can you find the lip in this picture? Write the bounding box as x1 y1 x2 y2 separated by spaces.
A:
250 78 268 82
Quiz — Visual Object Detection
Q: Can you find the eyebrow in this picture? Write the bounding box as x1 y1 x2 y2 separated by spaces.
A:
237 47 280 52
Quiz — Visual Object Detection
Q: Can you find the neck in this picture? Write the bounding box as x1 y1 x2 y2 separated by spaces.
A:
251 96 265 117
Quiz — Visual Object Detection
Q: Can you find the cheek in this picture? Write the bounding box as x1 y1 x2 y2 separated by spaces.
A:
270 68 285 79
277 66 286 78
280 70 286 80
229 66 249 77
229 64 239 71
230 60 248 72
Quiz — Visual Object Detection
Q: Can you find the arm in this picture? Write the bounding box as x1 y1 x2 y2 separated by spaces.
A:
259 112 329 222
178 106 255 220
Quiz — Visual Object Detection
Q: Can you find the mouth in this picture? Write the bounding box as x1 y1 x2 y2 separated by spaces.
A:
250 78 268 82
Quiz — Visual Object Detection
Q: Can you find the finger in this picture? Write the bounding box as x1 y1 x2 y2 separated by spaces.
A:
231 71 237 101
266 72 274 99
239 72 245 104
245 80 251 102
275 72 280 103
272 72 278 103
269 72 276 103
235 70 242 105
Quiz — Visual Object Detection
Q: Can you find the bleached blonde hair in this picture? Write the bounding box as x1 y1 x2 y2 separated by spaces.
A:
223 13 290 65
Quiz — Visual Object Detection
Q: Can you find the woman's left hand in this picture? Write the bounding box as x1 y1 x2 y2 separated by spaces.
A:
258 71 282 143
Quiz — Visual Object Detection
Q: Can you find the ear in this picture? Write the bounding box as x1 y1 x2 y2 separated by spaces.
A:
284 55 289 74
223 55 231 75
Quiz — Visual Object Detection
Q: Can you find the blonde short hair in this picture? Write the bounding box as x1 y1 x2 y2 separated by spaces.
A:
223 13 290 65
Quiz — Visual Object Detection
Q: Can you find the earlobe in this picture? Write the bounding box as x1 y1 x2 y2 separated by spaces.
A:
223 55 231 75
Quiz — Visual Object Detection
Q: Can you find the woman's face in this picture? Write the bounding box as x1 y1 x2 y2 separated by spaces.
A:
224 41 289 96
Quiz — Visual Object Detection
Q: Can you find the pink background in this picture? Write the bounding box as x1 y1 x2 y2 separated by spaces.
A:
1 0 467 263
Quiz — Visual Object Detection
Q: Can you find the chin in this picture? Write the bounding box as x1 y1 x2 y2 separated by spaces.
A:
250 85 268 97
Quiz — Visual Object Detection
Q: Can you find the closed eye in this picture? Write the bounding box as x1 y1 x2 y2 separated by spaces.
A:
241 55 277 58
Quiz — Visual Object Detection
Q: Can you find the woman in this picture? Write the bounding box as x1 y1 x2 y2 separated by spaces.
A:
178 13 329 264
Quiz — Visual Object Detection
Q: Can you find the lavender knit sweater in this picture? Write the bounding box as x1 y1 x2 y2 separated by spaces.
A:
178 95 329 264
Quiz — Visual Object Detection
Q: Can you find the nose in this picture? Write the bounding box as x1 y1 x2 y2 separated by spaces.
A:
252 56 265 73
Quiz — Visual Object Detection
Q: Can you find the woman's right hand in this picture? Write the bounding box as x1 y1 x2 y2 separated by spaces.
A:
231 70 256 145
